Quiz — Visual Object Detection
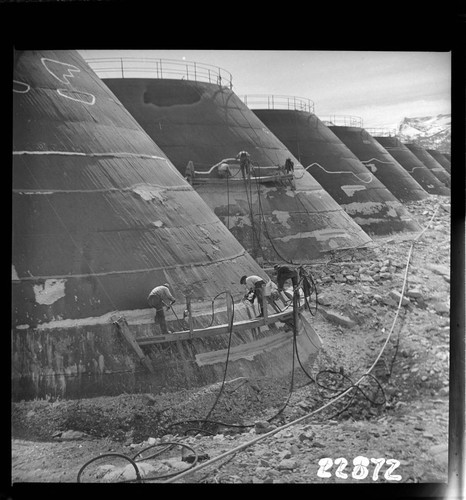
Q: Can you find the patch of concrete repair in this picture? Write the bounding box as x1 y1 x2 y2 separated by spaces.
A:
340 185 367 197
276 229 349 246
344 201 398 218
33 279 66 305
132 184 166 203
272 210 292 228
12 265 19 281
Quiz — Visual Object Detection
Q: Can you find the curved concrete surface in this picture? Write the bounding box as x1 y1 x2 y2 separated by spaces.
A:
327 125 439 199
13 50 269 327
348 134 450 196
102 78 372 262
252 109 424 235
12 50 321 399
427 149 451 174
405 143 451 189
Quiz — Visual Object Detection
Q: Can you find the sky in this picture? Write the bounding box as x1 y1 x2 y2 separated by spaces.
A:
78 49 451 129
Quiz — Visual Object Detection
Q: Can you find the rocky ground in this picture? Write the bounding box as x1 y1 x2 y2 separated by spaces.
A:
11 195 453 490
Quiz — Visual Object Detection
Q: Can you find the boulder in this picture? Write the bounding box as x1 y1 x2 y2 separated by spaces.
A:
319 308 356 328
277 459 297 470
389 290 410 306
425 264 449 279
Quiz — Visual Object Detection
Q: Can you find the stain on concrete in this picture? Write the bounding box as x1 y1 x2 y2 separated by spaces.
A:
33 279 66 305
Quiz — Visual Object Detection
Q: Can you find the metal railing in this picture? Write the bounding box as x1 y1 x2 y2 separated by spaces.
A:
365 128 398 137
84 57 233 88
319 115 363 128
242 94 315 114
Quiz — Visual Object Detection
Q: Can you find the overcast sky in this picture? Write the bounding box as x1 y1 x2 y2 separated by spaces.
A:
79 49 451 129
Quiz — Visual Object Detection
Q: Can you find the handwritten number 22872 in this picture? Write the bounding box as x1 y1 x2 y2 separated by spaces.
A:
317 457 402 481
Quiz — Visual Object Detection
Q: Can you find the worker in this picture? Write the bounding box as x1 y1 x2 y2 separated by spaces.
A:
240 275 266 317
185 160 195 185
274 264 299 300
147 283 176 334
285 158 294 174
236 151 251 179
218 162 231 178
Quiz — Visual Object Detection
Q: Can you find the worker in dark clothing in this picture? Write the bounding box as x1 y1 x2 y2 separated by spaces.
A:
274 264 299 300
285 158 294 174
147 283 176 334
240 275 266 317
297 265 313 300
236 151 251 179
185 160 195 185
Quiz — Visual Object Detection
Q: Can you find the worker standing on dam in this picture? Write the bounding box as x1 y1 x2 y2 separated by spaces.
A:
285 158 294 174
240 275 266 317
147 283 176 334
184 160 195 185
236 151 251 179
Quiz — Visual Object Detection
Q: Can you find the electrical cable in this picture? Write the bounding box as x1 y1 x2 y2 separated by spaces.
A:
165 287 302 436
77 200 441 483
162 201 441 483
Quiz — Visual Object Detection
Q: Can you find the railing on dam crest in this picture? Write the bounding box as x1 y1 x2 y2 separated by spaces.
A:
84 57 234 88
319 115 364 127
242 94 315 114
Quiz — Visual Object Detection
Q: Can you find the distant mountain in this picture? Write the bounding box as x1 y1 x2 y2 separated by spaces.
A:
397 114 451 153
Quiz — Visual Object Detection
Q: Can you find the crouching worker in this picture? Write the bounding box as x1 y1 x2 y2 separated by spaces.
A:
240 275 266 317
147 283 176 334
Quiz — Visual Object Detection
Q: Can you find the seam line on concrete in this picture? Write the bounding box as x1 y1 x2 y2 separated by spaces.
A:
12 249 249 282
13 150 169 161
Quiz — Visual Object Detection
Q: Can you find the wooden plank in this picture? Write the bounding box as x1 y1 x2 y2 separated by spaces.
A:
115 318 155 373
136 308 296 346
193 174 293 185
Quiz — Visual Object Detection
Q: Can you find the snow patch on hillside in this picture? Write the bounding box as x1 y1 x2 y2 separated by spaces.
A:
397 114 451 152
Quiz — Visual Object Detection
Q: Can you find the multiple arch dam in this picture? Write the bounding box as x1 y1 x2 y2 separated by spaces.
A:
373 135 451 195
12 50 321 400
248 97 424 235
12 52 450 401
404 143 451 188
93 62 372 263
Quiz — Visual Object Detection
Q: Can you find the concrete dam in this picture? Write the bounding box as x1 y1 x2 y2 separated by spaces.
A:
87 57 373 264
405 143 451 188
248 97 425 236
12 50 321 400
328 123 450 197
373 135 451 196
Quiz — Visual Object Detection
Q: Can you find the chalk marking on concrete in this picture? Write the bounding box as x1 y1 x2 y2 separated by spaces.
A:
305 162 373 183
13 80 30 93
361 157 395 165
41 58 81 85
57 88 96 105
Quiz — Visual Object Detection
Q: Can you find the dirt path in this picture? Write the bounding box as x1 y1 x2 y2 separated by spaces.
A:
10 195 452 487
